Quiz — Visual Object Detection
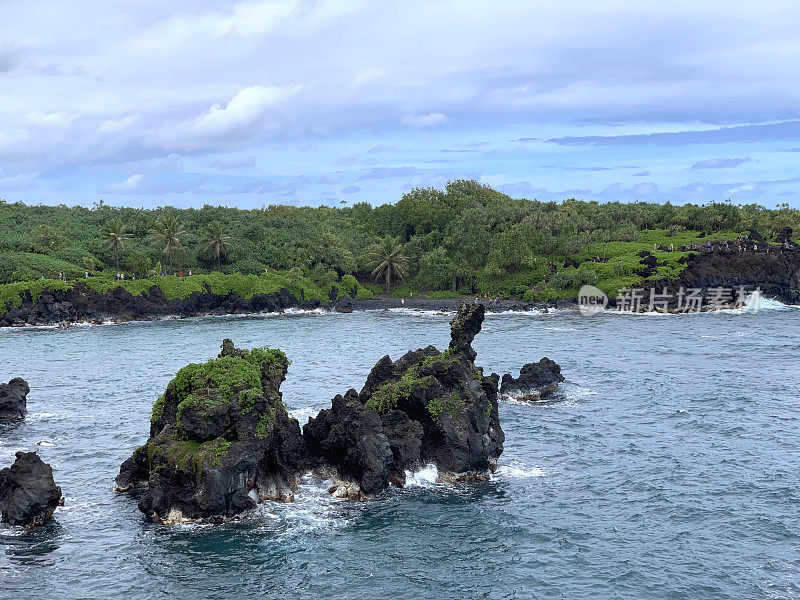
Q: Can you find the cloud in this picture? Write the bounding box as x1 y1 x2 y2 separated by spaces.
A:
105 173 207 195
318 172 341 185
193 86 299 135
366 144 394 154
541 165 640 172
548 121 800 147
107 174 143 193
495 180 591 200
341 185 361 194
98 115 138 133
219 176 311 195
0 47 20 73
210 156 256 169
3 1 800 207
401 113 448 128
691 157 751 170
358 166 417 180
149 85 301 152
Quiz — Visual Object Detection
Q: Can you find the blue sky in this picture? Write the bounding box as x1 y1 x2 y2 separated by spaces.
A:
1 1 799 208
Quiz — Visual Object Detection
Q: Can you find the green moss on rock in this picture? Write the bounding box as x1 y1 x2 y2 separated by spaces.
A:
426 393 466 421
365 366 435 413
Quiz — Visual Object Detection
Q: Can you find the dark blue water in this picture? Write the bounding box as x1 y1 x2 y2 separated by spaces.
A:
1 305 799 599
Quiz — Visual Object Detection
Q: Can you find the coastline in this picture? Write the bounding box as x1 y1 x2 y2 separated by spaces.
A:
1 246 798 328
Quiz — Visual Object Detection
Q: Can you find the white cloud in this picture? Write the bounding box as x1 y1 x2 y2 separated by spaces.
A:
193 85 300 135
1 1 800 206
401 113 448 128
27 112 75 127
98 115 138 133
148 85 301 151
108 173 143 193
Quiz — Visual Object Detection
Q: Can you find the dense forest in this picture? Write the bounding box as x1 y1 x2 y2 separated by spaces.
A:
1 180 798 306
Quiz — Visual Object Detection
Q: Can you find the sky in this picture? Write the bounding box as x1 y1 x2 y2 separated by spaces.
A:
1 0 800 209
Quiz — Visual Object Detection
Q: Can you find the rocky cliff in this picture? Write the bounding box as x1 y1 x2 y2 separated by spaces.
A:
304 303 506 498
0 451 63 527
115 339 305 523
0 378 29 420
0 284 315 327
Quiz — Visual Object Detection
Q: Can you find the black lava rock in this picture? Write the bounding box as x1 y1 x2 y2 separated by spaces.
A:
0 378 29 420
0 451 63 526
304 303 506 498
115 339 305 522
500 358 565 401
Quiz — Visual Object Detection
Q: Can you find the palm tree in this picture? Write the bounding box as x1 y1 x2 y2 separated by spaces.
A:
369 236 409 294
150 214 185 272
100 219 130 271
202 221 231 270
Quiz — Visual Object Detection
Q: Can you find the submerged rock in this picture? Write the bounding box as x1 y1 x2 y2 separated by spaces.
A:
304 303 506 498
115 339 305 522
500 358 564 401
0 451 63 526
0 378 29 420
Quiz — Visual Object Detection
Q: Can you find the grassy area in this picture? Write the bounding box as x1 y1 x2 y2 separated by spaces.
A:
0 228 777 311
0 270 375 314
528 229 745 300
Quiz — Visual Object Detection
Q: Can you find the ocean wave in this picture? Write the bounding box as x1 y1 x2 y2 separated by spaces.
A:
494 461 545 479
288 407 322 422
382 307 454 317
404 464 440 487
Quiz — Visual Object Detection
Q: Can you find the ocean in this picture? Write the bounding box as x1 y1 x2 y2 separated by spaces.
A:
1 304 799 599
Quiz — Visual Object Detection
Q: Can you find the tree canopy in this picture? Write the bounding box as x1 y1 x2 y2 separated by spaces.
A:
0 181 797 298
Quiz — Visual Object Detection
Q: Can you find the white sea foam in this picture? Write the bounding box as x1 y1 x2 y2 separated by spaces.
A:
261 474 348 536
30 412 68 422
288 407 321 422
384 307 453 317
404 464 439 487
494 461 544 479
284 307 332 316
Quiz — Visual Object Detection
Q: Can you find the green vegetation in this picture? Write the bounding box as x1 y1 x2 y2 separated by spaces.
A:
99 219 130 271
150 214 186 272
365 366 435 413
0 180 798 307
201 221 231 269
151 347 286 429
426 393 466 421
158 437 232 475
369 236 409 293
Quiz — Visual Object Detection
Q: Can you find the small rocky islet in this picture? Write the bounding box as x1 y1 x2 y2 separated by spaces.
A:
0 377 65 528
0 451 63 527
0 377 30 420
114 303 564 523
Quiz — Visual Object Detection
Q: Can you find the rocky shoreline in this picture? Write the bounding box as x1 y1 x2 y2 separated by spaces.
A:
1 244 798 327
115 304 563 522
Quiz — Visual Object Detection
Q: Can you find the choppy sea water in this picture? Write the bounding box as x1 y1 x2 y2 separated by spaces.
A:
1 304 799 600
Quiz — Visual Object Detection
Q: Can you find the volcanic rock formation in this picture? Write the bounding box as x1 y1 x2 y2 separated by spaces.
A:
0 451 63 526
115 339 304 522
0 378 29 420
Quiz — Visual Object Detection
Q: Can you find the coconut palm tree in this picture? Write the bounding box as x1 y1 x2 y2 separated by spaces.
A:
202 221 231 270
369 236 409 294
150 214 185 272
100 219 130 271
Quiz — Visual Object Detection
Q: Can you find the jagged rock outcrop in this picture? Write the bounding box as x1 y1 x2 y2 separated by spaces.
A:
334 296 354 313
668 249 800 306
115 339 305 522
0 451 63 526
0 284 316 327
500 358 564 401
303 303 505 498
0 378 29 420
